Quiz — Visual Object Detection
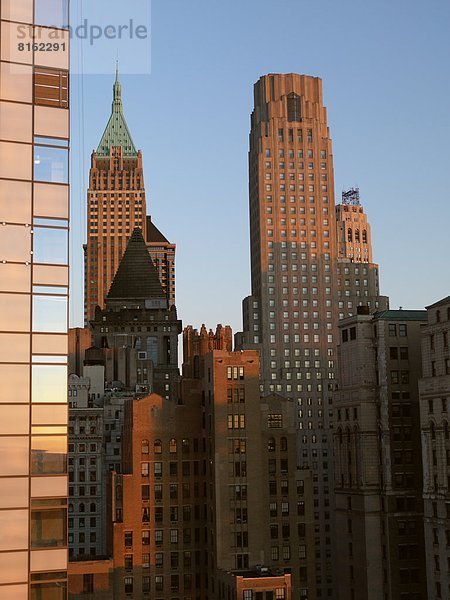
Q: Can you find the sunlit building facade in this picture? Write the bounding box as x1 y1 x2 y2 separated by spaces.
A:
0 0 70 598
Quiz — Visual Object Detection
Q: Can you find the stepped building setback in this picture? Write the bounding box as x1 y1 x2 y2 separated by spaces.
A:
84 69 175 323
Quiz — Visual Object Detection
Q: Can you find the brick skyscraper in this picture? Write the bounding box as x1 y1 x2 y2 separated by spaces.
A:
84 69 175 323
237 74 386 599
237 74 339 597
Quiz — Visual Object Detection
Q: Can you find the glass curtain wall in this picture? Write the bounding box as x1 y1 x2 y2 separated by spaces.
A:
0 0 69 598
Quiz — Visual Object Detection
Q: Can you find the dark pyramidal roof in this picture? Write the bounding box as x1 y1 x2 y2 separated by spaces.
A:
107 228 166 301
146 215 170 244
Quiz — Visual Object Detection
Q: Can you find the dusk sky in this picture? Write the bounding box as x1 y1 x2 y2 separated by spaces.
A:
70 0 450 335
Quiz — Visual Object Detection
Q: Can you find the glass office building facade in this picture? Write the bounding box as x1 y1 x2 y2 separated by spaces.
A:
0 1 69 598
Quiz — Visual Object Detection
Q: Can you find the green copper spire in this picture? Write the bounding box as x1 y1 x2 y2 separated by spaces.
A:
96 64 138 157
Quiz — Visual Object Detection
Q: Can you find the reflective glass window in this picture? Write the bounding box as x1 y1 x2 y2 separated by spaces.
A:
0 179 32 224
0 141 32 180
0 509 28 551
0 405 29 434
31 582 67 600
33 265 68 287
1 22 33 65
33 28 69 70
0 294 30 332
33 295 67 333
0 101 32 143
1 0 33 23
34 145 68 184
0 365 30 403
32 404 67 425
33 227 68 264
0 552 28 584
35 107 69 139
0 584 28 599
31 476 67 498
35 0 69 29
33 334 67 355
31 435 67 474
31 508 67 548
0 436 29 476
34 184 69 219
0 478 29 509
0 334 30 363
0 62 32 103
0 264 31 294
0 225 32 262
32 365 67 403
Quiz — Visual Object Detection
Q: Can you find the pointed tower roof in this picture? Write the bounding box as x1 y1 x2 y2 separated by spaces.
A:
107 228 166 302
96 64 138 157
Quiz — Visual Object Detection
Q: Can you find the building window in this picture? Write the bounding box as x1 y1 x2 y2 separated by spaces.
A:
268 414 283 428
35 0 69 28
34 142 68 184
287 93 301 122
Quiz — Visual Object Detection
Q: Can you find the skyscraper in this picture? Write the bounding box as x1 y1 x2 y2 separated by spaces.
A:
84 69 146 323
419 296 450 600
0 1 70 598
237 73 339 597
84 71 176 323
335 309 427 600
236 74 386 598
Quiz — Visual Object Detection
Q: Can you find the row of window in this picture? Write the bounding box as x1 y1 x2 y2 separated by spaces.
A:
264 147 326 159
142 438 192 454
142 461 201 477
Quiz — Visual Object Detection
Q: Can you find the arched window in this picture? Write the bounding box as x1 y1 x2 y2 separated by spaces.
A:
141 439 149 454
362 230 367 243
312 434 317 444
79 503 85 513
347 228 352 242
154 439 162 454
268 437 276 452
355 230 360 242
90 503 96 513
169 438 177 453
280 437 288 451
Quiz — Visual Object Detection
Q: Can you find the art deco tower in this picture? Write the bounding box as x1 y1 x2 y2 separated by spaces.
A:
237 75 388 599
84 70 176 324
84 68 146 323
237 74 339 598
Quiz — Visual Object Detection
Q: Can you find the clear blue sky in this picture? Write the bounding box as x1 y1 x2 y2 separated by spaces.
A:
70 0 450 334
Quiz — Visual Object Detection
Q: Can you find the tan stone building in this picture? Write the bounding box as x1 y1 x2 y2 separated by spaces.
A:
419 296 450 600
336 188 372 263
334 308 427 600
